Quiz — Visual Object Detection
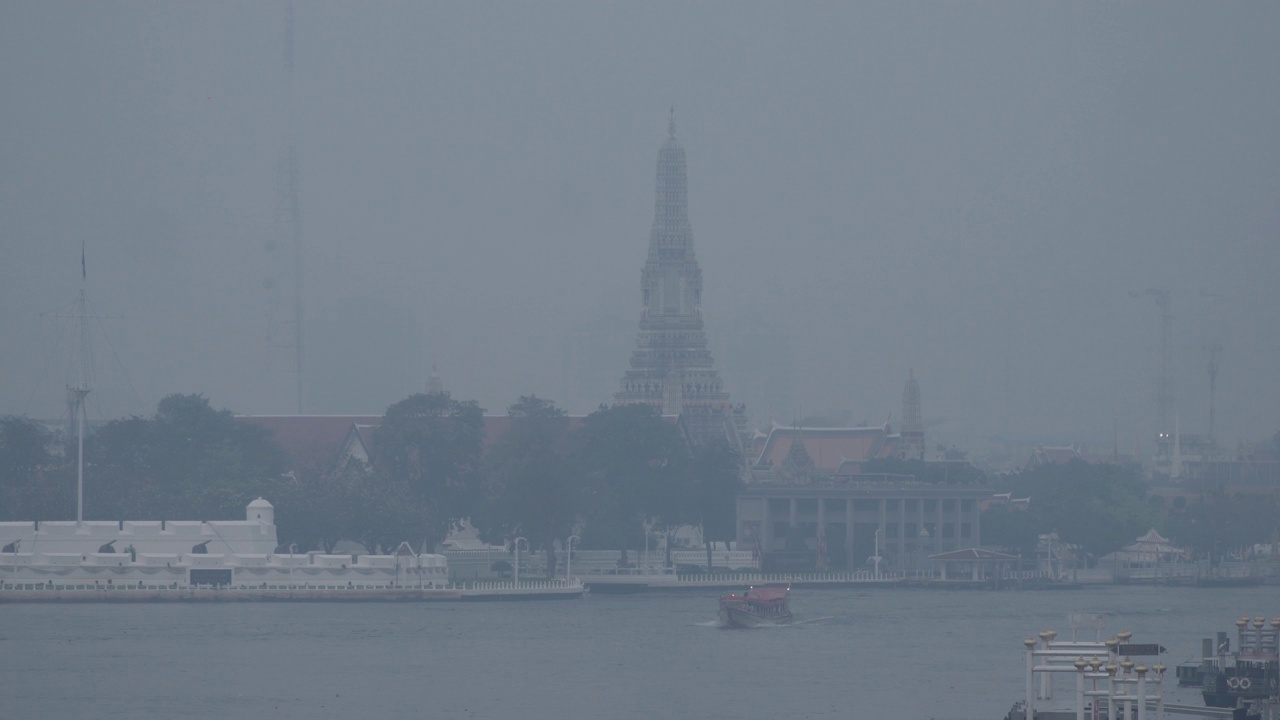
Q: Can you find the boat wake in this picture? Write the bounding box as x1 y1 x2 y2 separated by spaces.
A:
792 616 837 626
700 616 838 630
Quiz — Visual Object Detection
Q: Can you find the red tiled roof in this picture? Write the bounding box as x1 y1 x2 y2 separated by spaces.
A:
238 414 586 474
755 425 892 474
238 415 381 474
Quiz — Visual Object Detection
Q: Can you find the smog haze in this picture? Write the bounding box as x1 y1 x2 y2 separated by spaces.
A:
3 2 1278 451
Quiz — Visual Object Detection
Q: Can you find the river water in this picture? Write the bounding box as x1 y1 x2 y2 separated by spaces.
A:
2 585 1269 720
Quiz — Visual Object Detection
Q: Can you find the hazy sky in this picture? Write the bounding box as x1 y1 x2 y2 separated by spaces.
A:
3 2 1277 452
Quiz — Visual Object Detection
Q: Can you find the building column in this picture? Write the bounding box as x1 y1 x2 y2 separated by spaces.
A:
817 498 826 566
845 498 855 567
897 498 906 562
878 499 887 565
760 497 771 552
918 498 927 570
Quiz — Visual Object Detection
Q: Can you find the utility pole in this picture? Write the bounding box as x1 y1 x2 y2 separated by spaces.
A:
50 244 112 524
1131 289 1173 460
1205 342 1221 447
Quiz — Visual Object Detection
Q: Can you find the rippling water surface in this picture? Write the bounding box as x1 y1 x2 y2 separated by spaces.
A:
2 585 1268 719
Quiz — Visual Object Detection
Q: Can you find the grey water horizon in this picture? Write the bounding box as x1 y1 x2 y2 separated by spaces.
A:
3 585 1265 719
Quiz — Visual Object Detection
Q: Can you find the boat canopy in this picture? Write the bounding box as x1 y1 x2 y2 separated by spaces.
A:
744 587 789 603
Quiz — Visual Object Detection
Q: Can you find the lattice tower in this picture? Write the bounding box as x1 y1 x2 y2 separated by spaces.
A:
264 0 304 413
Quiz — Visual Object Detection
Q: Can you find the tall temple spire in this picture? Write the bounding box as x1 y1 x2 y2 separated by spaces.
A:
616 115 733 446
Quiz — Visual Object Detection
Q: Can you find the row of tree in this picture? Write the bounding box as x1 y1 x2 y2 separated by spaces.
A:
4 398 1276 565
979 459 1280 561
0 393 742 574
0 395 287 524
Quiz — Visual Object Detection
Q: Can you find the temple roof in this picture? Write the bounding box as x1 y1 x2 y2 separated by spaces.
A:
928 548 1018 562
755 424 895 474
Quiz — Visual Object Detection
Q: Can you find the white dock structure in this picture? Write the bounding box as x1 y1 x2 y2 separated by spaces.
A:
1015 627 1241 720
0 499 582 602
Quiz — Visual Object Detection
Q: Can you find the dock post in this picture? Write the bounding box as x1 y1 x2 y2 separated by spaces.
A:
1134 664 1147 720
1106 661 1118 720
1074 657 1088 720
1152 664 1165 720
1040 630 1057 700
1025 636 1037 720
1121 657 1134 720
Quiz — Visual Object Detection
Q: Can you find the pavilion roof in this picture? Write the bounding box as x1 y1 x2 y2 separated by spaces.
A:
928 547 1018 562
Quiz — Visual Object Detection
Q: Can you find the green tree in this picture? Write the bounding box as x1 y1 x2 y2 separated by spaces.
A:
0 415 68 521
687 441 743 571
83 395 287 521
989 460 1156 560
1165 490 1280 559
980 506 1039 557
575 404 689 553
471 395 580 576
371 391 485 549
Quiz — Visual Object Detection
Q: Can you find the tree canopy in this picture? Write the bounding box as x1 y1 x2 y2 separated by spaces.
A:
4 390 748 562
982 460 1157 559
81 394 287 521
574 404 691 551
370 391 485 550
1164 489 1280 557
469 395 579 574
0 415 68 521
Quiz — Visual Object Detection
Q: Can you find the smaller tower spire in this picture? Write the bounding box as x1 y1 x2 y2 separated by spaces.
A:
901 368 925 460
668 106 676 138
426 360 444 395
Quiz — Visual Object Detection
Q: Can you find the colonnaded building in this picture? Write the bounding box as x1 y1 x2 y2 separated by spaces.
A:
731 363 997 573
736 483 991 572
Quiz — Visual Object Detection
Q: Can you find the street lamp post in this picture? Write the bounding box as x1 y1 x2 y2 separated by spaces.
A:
5 540 19 589
919 527 930 577
513 537 528 586
566 535 580 586
643 519 652 573
289 543 297 589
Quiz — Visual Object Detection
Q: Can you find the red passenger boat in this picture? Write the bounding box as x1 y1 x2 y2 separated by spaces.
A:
717 586 792 628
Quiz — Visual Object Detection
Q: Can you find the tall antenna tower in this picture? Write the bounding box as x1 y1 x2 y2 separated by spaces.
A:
265 0 304 413
1206 342 1221 445
1132 288 1173 456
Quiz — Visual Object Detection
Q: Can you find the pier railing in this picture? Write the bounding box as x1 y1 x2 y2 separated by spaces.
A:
674 570 890 584
448 579 581 591
1 578 584 593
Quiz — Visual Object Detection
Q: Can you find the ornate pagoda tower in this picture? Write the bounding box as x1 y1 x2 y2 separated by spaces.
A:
616 113 732 445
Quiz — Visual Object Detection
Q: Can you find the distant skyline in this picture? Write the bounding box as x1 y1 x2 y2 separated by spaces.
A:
2 2 1278 452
